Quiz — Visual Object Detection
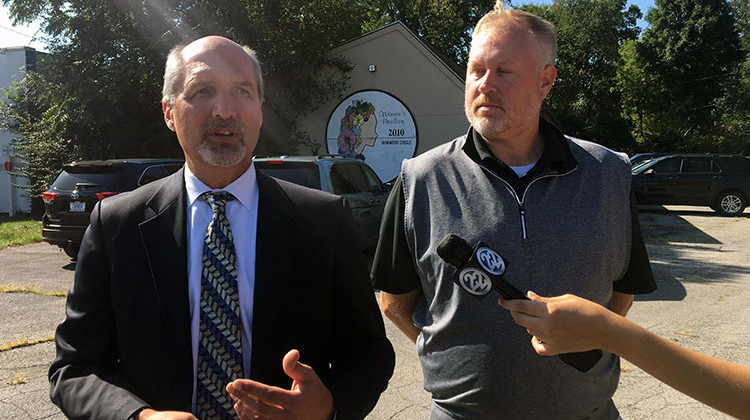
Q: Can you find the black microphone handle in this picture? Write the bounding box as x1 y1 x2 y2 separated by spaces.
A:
559 349 604 372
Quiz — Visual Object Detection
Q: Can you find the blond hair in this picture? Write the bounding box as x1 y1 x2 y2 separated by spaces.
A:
473 0 556 66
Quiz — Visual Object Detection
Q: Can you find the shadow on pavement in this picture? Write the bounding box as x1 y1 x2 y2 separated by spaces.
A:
635 206 750 302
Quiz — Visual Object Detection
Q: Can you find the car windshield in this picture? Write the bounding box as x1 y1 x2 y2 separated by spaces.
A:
255 162 322 189
631 159 654 172
631 158 665 174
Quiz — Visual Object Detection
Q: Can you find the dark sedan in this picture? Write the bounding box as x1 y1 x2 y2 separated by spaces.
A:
632 154 750 216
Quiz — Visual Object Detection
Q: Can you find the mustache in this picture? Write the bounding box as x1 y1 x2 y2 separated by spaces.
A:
473 94 504 109
202 118 245 135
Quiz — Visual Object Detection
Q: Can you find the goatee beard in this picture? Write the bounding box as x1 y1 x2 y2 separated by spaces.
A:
199 119 247 167
199 141 247 167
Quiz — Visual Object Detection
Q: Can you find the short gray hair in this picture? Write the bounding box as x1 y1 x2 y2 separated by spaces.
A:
473 0 557 67
161 44 264 105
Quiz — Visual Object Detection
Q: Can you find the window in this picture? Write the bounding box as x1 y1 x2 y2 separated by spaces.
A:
138 165 168 186
361 165 383 193
164 164 183 175
651 157 681 174
255 162 321 189
682 157 712 173
331 163 368 194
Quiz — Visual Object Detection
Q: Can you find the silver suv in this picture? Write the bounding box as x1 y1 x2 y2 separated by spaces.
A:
254 155 389 251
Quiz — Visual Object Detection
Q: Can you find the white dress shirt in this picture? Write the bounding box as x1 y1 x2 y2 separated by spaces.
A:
184 164 259 410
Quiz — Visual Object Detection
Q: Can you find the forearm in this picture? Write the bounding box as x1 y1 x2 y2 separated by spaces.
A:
606 314 750 418
611 291 633 316
378 289 421 343
391 315 421 344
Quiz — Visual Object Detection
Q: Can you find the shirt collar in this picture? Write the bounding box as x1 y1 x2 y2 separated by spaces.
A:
184 162 258 211
463 117 577 176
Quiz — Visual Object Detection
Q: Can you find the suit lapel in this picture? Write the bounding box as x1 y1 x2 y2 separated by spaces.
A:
251 171 301 380
138 169 193 407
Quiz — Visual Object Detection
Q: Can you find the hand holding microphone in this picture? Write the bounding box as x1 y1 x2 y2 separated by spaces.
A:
436 233 603 372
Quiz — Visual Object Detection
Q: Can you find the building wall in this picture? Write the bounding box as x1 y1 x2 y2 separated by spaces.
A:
296 23 468 181
0 46 33 216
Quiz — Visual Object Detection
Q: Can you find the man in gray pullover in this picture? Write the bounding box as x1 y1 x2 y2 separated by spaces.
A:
371 2 656 419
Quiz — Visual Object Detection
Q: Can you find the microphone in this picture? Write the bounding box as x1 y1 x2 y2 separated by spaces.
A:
436 234 525 300
437 233 602 372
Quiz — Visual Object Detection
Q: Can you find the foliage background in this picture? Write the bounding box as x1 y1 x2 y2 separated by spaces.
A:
1 0 748 198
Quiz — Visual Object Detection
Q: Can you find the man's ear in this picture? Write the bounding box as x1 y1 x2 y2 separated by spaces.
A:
162 101 176 132
539 65 557 97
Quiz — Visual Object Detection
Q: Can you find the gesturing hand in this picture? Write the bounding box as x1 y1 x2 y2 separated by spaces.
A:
226 349 335 420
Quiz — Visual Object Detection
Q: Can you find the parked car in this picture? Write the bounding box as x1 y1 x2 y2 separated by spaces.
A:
42 158 184 258
254 155 389 251
632 154 750 216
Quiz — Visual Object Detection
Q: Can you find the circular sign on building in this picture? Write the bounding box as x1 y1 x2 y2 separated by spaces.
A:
326 90 417 182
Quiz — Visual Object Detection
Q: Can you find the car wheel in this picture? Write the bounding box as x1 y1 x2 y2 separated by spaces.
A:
62 245 79 260
714 191 746 216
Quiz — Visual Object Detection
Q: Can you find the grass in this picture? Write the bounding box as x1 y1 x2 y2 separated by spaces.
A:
0 218 43 249
7 372 27 386
0 285 67 297
0 335 55 352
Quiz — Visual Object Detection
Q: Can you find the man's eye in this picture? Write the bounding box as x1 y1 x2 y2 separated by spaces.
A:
193 87 212 97
472 69 487 78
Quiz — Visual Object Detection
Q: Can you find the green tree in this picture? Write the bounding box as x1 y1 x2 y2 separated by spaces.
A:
520 0 642 152
616 38 666 148
715 0 750 153
364 0 496 65
1 74 80 197
1 0 370 196
620 0 744 151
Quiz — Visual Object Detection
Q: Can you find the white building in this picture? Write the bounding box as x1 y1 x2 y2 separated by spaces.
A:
0 46 34 216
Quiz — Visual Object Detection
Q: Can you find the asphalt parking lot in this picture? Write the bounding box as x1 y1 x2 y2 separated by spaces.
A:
1 205 748 419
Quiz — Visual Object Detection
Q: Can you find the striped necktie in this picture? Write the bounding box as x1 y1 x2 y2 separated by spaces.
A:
196 191 243 420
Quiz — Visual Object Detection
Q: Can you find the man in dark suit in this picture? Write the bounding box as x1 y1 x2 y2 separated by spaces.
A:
49 36 395 420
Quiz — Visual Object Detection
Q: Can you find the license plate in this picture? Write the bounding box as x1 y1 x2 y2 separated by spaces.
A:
69 202 86 212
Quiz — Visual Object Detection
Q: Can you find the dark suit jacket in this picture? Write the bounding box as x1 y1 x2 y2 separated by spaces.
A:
49 168 394 420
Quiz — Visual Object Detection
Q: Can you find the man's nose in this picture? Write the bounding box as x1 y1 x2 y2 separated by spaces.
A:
212 91 237 119
478 72 498 94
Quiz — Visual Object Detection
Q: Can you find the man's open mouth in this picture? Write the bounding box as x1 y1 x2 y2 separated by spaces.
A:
213 129 235 137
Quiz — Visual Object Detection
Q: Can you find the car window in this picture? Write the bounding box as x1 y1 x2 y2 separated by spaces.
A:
716 157 749 173
138 165 168 186
331 163 369 194
348 164 370 193
53 167 127 191
361 164 383 193
650 157 681 174
255 162 321 189
682 157 712 173
164 164 183 175
330 164 355 194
